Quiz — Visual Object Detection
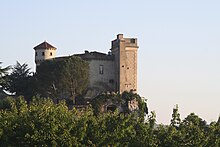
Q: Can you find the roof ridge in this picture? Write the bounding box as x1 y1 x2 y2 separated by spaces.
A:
33 41 56 50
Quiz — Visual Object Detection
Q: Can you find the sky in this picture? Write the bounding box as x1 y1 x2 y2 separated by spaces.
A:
0 0 220 124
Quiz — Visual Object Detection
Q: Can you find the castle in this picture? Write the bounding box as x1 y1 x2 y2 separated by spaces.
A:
33 34 138 96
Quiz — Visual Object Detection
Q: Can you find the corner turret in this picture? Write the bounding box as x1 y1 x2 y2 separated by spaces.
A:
33 41 56 66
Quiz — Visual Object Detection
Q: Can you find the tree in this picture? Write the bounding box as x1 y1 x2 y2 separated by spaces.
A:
155 105 182 147
4 62 36 100
179 113 208 146
0 62 10 93
37 56 89 103
206 116 220 146
148 111 156 129
36 59 60 99
60 56 89 103
0 97 81 146
0 96 219 146
170 104 181 127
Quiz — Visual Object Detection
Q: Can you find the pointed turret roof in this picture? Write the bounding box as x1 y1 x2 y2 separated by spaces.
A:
33 41 56 50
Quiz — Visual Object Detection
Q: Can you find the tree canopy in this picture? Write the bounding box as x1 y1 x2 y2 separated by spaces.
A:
2 62 38 101
36 56 89 103
0 62 10 93
0 97 219 146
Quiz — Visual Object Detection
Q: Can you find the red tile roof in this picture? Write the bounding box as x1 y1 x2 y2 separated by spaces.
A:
33 41 56 50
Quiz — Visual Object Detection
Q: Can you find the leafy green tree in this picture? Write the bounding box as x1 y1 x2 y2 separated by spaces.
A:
155 124 182 147
154 104 182 147
0 95 219 146
60 56 89 103
179 113 208 146
0 62 10 93
37 56 89 103
0 97 15 110
91 91 148 122
157 104 182 146
170 104 181 127
0 97 83 146
4 62 36 101
206 116 220 147
129 120 156 147
148 111 156 129
36 59 60 99
84 111 137 146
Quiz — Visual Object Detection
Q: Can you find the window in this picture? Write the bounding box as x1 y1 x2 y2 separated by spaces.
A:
99 65 104 74
109 79 114 83
42 52 45 56
50 52 53 56
35 52 38 56
130 39 135 43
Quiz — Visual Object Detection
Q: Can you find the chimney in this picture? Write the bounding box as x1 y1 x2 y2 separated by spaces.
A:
117 34 123 39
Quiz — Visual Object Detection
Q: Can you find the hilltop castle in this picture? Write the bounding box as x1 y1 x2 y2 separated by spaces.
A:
33 34 138 96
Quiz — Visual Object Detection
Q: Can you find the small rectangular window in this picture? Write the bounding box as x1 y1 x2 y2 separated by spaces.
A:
109 79 114 83
35 52 38 56
130 39 135 43
99 65 104 74
42 52 45 56
50 52 52 56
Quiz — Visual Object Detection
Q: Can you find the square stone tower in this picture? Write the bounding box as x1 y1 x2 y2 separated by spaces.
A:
111 34 139 93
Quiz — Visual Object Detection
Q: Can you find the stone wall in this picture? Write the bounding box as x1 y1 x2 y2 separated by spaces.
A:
111 34 138 93
87 59 115 91
35 48 56 66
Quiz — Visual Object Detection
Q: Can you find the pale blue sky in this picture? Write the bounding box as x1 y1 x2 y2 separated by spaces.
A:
0 0 220 124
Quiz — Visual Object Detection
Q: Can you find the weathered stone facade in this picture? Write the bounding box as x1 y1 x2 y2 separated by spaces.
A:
111 34 138 93
33 34 138 97
33 41 57 66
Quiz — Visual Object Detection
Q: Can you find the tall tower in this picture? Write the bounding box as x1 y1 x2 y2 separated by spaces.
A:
111 34 139 93
33 41 57 66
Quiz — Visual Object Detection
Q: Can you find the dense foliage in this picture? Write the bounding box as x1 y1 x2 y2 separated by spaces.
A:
0 62 10 94
0 97 219 146
3 62 37 101
36 56 89 103
91 91 148 120
0 57 89 103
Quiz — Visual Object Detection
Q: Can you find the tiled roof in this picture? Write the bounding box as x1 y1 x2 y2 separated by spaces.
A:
75 51 114 61
33 41 56 50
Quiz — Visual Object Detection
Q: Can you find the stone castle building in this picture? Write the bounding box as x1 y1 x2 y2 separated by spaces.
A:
33 34 138 96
